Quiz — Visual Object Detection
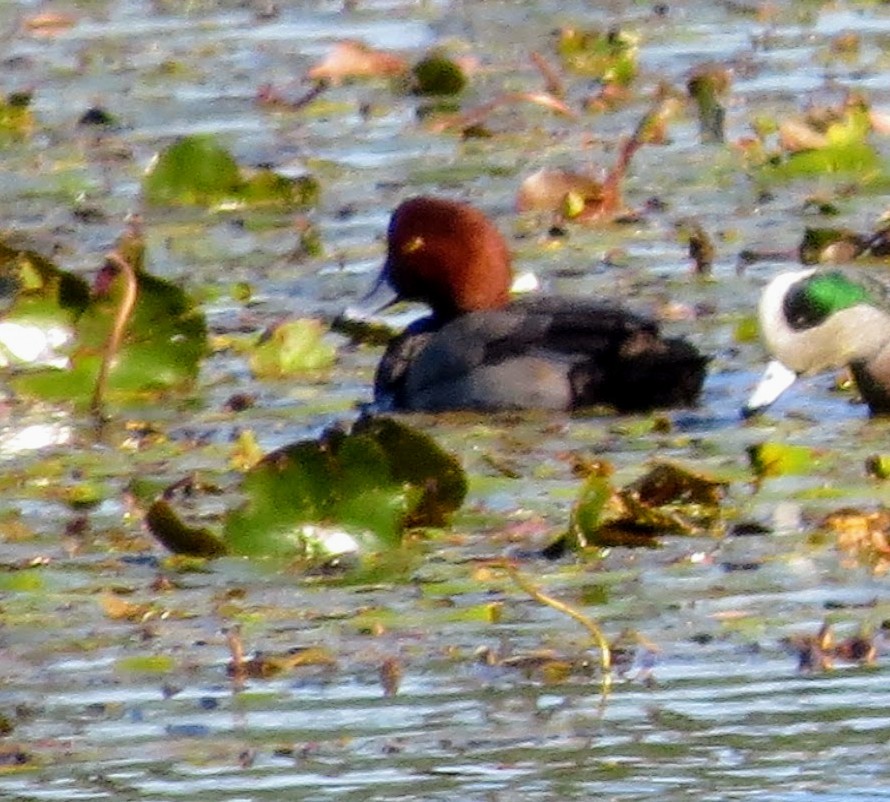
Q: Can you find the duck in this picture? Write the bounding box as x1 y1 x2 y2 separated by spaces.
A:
743 268 890 416
368 196 707 413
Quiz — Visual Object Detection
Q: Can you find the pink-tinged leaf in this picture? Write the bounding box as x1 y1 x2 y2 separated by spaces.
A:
307 41 408 84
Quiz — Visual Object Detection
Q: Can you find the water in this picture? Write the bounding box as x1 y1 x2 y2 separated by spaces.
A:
2 0 890 799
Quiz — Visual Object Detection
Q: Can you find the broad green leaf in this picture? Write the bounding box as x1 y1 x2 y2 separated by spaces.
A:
11 262 207 405
143 134 320 208
0 241 90 368
249 319 336 379
144 135 242 206
748 442 821 477
147 418 466 566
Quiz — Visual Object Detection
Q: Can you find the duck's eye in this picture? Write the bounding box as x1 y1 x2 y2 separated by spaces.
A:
783 283 828 330
402 235 425 255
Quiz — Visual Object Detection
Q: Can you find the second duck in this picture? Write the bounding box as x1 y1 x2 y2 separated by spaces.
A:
370 196 708 413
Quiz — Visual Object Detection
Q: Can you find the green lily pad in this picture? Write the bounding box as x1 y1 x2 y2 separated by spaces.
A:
556 27 638 85
11 253 207 406
412 54 468 96
249 319 336 379
143 134 320 208
147 417 467 566
759 106 887 183
0 241 90 368
748 442 821 477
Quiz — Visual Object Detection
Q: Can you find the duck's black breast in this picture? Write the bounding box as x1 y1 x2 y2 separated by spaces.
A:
374 297 707 412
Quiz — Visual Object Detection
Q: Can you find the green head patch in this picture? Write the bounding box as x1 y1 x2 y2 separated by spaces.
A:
783 271 873 331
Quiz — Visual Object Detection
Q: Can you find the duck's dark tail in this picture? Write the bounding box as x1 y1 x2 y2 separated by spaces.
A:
573 335 709 412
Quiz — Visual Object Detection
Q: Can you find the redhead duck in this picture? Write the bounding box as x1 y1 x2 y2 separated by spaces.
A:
371 196 707 412
744 268 890 416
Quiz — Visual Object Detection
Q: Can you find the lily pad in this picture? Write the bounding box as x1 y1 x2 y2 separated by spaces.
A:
758 105 887 183
249 319 337 379
143 134 319 208
0 240 90 368
11 247 207 406
147 417 467 565
748 442 821 477
556 27 638 86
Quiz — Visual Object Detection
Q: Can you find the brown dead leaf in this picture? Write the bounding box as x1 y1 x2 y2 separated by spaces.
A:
100 592 156 622
778 118 828 152
869 108 890 135
427 91 576 133
516 167 604 214
307 41 408 84
823 507 890 573
24 12 76 35
379 657 402 697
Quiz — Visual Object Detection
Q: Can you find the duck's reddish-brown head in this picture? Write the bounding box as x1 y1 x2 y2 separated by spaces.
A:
380 196 512 320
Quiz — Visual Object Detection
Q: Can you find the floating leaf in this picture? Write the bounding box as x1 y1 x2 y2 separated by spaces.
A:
143 135 318 208
516 168 604 215
687 64 730 143
798 227 867 265
865 455 890 480
115 655 176 674
556 27 638 85
748 442 821 477
569 461 726 548
144 135 242 206
249 319 336 379
307 40 408 84
758 105 886 183
0 91 35 142
0 240 90 368
412 54 468 96
145 500 228 558
11 246 208 407
823 506 890 573
148 417 467 566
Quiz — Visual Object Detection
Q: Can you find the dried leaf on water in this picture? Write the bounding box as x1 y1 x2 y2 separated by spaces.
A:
569 461 726 548
307 40 408 84
822 506 890 573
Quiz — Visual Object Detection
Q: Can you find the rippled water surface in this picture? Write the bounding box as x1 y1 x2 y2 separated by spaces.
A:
2 1 890 800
